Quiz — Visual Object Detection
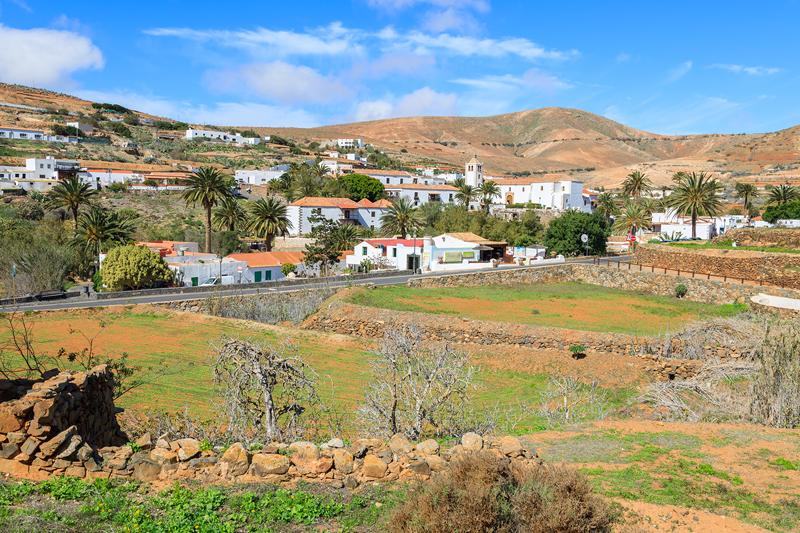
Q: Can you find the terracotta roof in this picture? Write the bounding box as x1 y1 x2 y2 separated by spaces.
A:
362 169 415 176
442 232 507 246
385 183 457 191
492 174 582 186
226 251 305 268
356 198 393 208
289 196 361 208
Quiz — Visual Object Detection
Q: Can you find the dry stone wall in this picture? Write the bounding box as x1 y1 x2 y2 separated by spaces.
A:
0 369 539 486
408 263 800 303
714 228 800 248
633 243 800 289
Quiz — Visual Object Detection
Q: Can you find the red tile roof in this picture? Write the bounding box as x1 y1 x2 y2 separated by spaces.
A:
226 251 305 267
356 198 393 208
289 196 361 208
363 239 420 247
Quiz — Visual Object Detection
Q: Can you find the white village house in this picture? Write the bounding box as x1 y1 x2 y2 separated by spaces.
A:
363 169 448 187
493 174 590 212
286 197 391 236
225 251 307 283
0 157 88 194
334 138 364 149
384 183 458 207
0 126 78 144
346 238 425 271
650 209 747 240
234 165 288 186
185 128 261 145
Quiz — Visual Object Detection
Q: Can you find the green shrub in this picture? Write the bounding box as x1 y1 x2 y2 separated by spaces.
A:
674 284 688 298
281 263 297 276
391 451 616 532
569 344 587 357
100 245 174 291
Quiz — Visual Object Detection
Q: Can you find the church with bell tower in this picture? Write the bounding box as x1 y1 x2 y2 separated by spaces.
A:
464 155 484 188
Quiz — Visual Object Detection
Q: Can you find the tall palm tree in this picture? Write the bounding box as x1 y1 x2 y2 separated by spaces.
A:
182 167 233 253
612 200 651 235
734 182 759 220
381 197 422 238
621 170 652 199
330 223 363 252
293 169 322 199
73 205 135 271
455 183 477 208
667 171 723 239
595 192 619 222
247 196 291 251
213 196 246 232
478 180 500 212
47 175 97 232
308 159 330 180
767 184 799 206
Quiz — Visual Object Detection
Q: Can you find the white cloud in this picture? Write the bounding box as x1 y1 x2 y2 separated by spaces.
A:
387 30 578 60
144 23 361 57
711 63 781 76
210 61 351 104
355 87 458 121
666 60 693 83
453 69 572 94
74 89 320 127
367 0 489 10
349 51 435 79
0 24 103 86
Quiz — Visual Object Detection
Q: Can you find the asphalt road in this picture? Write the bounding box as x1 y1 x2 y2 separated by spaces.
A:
0 256 629 313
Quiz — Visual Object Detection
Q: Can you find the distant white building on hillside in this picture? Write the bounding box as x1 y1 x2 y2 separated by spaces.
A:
0 127 78 143
362 169 447 186
0 157 88 194
493 175 590 212
185 128 261 145
235 167 287 186
335 138 364 149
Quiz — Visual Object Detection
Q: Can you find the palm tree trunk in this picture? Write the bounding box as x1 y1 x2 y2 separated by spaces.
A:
72 207 79 235
265 232 273 252
204 205 212 253
691 211 697 239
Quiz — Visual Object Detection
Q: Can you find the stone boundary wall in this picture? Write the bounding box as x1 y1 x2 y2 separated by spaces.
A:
633 243 800 289
714 228 800 248
0 367 538 486
303 302 703 380
407 263 800 303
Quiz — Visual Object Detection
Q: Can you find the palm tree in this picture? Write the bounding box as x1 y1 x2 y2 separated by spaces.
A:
767 184 799 206
613 200 651 235
455 183 477 208
595 192 618 222
213 196 246 232
293 169 322 199
47 175 97 231
621 170 652 199
247 196 291 251
667 171 723 239
734 182 759 219
182 167 234 253
308 159 330 180
381 197 422 238
330 223 363 252
73 205 135 271
478 180 500 212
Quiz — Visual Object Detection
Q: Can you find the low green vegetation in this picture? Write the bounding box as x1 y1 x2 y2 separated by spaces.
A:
0 476 401 532
347 282 748 335
666 240 800 254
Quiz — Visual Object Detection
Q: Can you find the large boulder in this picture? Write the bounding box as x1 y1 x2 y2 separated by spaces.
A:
362 454 387 479
175 438 201 461
250 453 290 476
389 434 413 455
333 449 354 474
415 439 440 456
219 443 250 477
496 436 523 457
461 432 483 451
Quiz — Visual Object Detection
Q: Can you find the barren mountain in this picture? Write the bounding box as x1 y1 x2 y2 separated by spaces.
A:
2 84 799 188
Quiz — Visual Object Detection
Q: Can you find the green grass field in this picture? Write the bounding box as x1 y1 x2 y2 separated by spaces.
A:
0 309 634 435
667 240 800 254
346 282 746 335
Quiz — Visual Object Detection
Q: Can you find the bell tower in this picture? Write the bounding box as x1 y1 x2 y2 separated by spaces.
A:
464 155 483 188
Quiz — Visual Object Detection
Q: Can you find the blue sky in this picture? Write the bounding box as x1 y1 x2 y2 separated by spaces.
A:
1 0 799 133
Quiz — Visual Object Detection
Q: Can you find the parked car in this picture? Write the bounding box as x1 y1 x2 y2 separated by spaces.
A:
198 275 235 286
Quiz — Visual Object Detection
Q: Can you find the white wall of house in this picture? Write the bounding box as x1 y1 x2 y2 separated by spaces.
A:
354 207 386 231
346 241 423 270
234 169 285 185
336 138 364 149
185 129 261 145
166 257 248 287
385 186 457 207
365 172 447 186
500 180 587 211
286 206 345 236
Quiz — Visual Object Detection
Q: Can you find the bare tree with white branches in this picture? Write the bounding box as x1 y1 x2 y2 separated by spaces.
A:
358 325 475 440
213 337 319 442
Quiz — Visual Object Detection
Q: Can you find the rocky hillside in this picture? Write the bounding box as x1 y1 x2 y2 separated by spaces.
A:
2 83 799 188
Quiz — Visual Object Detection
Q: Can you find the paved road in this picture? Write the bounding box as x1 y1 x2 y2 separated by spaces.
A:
1 256 628 313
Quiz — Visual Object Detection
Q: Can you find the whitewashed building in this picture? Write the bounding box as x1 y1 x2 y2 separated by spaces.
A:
225 251 307 283
335 138 364 149
234 167 287 186
185 128 261 145
346 238 424 271
650 209 747 240
363 169 447 186
286 197 391 236
384 183 458 207
66 121 94 135
0 127 78 143
421 233 507 272
494 175 589 212
0 157 89 193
